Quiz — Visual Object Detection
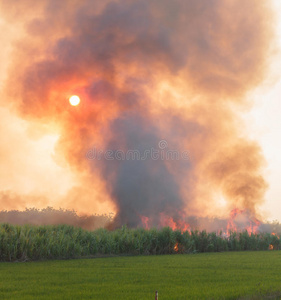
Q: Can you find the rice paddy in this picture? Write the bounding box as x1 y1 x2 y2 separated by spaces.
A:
0 251 281 299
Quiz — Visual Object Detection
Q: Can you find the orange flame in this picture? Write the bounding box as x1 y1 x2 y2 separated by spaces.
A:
226 208 243 233
140 212 191 232
174 243 179 252
245 217 261 235
140 215 149 229
160 212 191 232
160 214 177 230
226 208 261 235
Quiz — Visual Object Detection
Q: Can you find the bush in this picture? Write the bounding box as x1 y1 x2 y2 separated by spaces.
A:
0 223 279 261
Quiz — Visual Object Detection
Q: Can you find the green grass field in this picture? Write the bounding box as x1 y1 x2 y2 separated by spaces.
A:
0 251 280 299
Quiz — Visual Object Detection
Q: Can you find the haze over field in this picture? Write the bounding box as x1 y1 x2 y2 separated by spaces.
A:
0 0 280 229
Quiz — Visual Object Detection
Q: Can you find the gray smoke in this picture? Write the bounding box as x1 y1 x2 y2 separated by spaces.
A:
1 0 275 229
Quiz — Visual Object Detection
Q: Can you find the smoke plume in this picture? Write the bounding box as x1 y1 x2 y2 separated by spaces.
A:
0 0 275 229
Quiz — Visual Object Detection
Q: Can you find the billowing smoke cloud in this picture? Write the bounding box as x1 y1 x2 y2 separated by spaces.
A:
0 0 275 228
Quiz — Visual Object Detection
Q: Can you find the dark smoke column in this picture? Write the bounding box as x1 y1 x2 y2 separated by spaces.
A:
2 0 274 228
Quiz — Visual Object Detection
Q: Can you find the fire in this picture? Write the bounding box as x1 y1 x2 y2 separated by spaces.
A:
174 243 179 252
140 213 190 232
269 244 274 250
160 214 177 230
245 218 261 235
139 208 266 237
140 215 149 229
140 208 263 235
160 213 191 232
226 208 244 233
226 208 261 235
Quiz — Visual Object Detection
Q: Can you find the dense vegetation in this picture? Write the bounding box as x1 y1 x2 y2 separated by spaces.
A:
0 223 279 261
1 252 281 299
0 207 112 230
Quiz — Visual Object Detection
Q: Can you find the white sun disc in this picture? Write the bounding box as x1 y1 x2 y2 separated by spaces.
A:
69 95 80 106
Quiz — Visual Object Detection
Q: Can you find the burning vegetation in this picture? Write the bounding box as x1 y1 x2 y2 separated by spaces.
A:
0 223 279 262
0 208 280 238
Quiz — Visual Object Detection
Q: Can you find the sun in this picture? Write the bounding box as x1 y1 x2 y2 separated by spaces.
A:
69 95 80 106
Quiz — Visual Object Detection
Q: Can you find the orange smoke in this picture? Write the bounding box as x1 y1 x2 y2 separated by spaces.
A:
0 0 277 229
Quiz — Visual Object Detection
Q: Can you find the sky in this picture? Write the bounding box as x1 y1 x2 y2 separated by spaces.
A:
0 0 280 225
248 0 281 221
